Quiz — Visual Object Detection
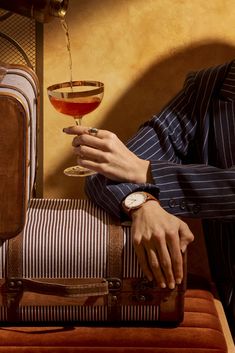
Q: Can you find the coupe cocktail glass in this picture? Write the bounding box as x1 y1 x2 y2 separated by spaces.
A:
47 80 104 177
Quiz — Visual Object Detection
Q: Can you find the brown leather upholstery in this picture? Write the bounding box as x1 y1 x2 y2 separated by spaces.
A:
0 96 27 240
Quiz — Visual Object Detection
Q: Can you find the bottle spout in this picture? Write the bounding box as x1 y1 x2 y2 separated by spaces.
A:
0 0 69 23
49 0 69 19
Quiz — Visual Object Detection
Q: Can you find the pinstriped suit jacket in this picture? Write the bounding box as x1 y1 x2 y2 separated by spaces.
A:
86 60 235 222
86 60 235 290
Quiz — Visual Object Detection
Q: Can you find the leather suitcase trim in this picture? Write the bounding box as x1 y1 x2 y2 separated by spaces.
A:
0 93 28 239
0 62 39 240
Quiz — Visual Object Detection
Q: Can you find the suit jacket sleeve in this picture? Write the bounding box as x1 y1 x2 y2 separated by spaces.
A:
85 63 235 220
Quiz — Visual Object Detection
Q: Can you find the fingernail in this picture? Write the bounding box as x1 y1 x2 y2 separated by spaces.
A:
168 282 175 289
160 282 166 289
176 278 182 285
63 128 67 133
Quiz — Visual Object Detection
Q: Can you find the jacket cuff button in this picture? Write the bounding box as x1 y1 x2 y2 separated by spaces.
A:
179 200 187 210
192 204 201 214
168 198 177 208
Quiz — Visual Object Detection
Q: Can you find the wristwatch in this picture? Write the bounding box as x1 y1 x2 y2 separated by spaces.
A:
122 191 159 216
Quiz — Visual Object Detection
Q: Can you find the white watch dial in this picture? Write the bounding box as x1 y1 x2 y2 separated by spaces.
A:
124 192 147 208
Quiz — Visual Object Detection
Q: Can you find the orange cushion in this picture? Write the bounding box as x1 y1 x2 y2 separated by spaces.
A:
0 289 227 353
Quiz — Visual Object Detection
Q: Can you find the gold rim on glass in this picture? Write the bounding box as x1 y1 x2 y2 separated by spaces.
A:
47 80 104 99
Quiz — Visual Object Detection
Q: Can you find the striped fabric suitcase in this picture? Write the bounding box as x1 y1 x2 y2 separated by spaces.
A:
0 61 39 240
0 199 186 325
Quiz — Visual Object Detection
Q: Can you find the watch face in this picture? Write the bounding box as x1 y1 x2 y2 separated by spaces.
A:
124 192 147 209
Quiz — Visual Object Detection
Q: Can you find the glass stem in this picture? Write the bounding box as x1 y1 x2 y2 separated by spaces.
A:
75 116 83 126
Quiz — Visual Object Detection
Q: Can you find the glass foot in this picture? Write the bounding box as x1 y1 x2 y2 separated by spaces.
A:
63 165 96 177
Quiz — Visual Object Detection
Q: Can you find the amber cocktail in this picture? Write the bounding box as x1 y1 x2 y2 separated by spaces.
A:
47 80 104 177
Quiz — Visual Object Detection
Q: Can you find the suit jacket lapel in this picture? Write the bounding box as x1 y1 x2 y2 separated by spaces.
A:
220 60 235 101
192 61 231 163
213 60 235 168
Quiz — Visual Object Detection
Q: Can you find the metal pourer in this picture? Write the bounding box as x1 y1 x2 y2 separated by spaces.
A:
0 0 69 23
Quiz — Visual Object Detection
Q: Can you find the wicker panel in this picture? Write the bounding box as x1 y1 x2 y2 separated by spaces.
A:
0 10 36 69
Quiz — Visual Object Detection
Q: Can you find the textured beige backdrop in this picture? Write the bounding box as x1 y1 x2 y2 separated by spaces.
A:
43 0 235 199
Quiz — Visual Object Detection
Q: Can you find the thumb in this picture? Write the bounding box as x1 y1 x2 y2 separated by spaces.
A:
63 125 88 135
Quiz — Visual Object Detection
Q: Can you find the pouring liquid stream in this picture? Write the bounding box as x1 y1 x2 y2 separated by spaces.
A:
61 18 73 89
59 19 101 128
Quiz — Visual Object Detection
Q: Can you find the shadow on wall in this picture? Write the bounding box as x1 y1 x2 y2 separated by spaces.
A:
102 40 235 142
45 41 235 198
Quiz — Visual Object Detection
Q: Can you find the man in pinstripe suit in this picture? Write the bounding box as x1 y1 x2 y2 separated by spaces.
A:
64 60 235 328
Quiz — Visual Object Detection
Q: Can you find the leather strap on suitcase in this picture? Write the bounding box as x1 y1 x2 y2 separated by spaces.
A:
107 222 123 321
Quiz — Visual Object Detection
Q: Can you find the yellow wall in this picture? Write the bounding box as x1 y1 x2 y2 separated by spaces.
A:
43 0 235 199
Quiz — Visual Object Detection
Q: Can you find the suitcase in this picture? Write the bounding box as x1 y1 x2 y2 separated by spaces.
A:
0 63 186 325
0 198 186 325
0 61 39 240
